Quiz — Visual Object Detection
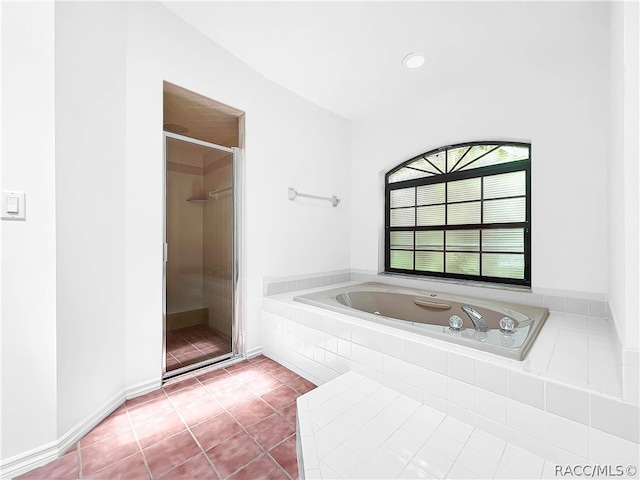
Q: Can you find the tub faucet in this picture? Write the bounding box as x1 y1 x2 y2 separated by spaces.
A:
461 305 488 332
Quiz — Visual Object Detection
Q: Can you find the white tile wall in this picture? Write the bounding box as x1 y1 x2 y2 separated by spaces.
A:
401 339 424 366
383 335 403 359
475 386 507 424
474 360 507 395
506 428 545 459
266 276 640 472
545 381 589 425
263 269 351 295
590 393 640 443
623 365 640 405
448 352 475 385
474 413 507 442
507 399 544 440
425 346 448 375
447 378 474 411
424 369 447 399
507 370 544 409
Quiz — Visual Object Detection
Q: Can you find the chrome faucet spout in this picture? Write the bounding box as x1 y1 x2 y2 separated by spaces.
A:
461 305 489 332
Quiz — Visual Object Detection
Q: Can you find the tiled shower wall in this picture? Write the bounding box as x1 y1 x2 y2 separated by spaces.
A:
203 155 233 338
166 164 205 315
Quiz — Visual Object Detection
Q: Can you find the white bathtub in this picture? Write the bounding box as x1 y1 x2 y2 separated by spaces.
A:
294 282 548 360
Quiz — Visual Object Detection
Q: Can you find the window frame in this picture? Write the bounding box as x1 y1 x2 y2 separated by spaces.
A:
384 141 531 287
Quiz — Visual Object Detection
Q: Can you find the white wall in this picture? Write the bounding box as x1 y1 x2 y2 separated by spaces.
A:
0 1 58 462
54 2 128 436
123 1 351 387
5 0 637 471
608 1 639 355
350 2 610 297
3 0 351 470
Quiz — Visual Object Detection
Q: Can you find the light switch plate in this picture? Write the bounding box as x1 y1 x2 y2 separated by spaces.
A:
2 191 26 220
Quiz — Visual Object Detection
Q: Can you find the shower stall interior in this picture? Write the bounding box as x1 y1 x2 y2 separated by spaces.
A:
163 133 239 377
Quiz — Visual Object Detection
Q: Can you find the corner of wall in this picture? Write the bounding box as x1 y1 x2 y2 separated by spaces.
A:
1 0 58 466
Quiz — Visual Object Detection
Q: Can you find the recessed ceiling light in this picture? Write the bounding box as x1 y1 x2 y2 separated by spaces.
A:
402 52 426 69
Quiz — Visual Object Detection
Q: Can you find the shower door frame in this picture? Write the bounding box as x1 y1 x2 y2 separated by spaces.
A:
162 131 245 380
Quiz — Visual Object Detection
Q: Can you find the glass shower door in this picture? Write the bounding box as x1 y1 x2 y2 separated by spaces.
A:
164 134 235 376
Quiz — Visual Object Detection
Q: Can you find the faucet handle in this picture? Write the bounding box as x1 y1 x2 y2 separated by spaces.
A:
499 316 516 335
449 315 464 332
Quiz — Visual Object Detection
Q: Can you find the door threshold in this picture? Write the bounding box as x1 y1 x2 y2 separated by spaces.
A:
163 352 245 381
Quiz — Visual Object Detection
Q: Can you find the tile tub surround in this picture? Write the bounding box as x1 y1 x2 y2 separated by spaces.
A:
262 284 640 464
264 269 352 296
295 371 639 479
263 269 609 318
264 269 640 405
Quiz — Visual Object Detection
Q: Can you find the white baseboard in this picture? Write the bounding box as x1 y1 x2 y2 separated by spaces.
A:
125 377 163 400
0 440 58 480
246 345 262 359
1 377 162 480
58 390 126 457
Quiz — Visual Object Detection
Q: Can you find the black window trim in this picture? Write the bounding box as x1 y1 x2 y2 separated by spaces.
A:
384 141 531 287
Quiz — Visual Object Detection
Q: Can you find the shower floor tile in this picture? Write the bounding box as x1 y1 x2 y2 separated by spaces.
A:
16 355 312 480
166 324 231 371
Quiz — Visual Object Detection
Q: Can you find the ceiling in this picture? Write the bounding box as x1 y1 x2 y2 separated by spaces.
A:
161 1 594 121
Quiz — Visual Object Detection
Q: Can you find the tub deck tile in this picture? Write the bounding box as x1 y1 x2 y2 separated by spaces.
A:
296 371 555 480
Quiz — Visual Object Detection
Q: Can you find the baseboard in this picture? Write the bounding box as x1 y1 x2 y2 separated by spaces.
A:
125 377 163 400
0 440 58 480
57 389 126 457
246 345 262 359
1 377 162 480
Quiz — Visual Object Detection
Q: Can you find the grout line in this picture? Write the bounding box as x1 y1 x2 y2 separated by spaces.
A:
163 384 225 480
76 407 141 479
198 360 304 478
76 357 305 480
15 357 307 480
264 448 296 480
166 327 231 372
161 358 304 479
76 442 83 479
125 408 154 480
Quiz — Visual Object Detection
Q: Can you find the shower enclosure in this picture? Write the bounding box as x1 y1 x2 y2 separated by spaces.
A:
163 132 241 378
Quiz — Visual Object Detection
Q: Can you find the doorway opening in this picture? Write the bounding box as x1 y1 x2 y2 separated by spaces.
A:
163 81 245 379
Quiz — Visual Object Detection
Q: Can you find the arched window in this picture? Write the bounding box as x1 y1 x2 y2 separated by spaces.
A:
385 142 531 286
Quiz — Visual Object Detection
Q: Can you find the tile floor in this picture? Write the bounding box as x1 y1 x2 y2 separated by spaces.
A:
17 356 316 480
166 325 232 372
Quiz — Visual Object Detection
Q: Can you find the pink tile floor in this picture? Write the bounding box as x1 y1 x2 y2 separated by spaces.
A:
166 325 232 372
17 356 316 480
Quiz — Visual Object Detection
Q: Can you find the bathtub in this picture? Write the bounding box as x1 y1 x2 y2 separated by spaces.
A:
294 282 549 360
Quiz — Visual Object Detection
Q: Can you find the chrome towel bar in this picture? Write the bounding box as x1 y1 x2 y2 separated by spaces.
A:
288 187 340 207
